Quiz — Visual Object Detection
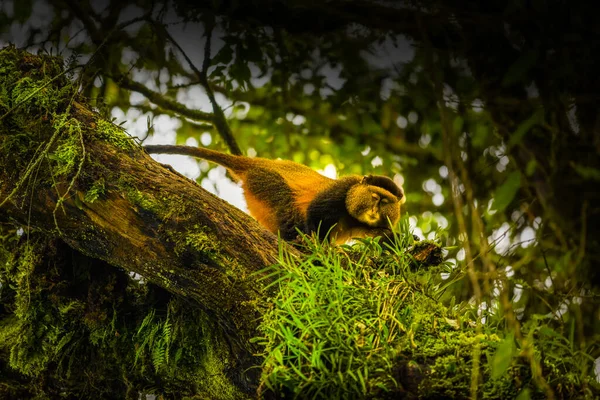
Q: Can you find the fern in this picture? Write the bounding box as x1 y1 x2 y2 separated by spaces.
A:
162 311 172 365
134 305 176 372
152 341 166 372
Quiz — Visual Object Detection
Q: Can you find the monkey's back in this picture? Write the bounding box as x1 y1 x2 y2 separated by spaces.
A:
236 158 335 239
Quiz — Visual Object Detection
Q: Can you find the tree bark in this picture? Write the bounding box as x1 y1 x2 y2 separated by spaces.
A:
0 46 280 393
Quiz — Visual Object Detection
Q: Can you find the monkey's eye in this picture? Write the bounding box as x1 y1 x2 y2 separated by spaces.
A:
371 193 380 201
381 198 389 205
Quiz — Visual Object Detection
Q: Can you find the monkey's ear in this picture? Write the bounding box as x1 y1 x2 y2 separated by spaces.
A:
361 175 373 184
398 188 406 204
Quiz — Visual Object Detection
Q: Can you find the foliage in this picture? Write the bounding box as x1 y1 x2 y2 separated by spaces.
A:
256 222 598 398
0 226 246 399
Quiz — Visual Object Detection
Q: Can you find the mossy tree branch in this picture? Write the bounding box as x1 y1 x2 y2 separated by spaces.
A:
0 47 279 393
111 71 215 123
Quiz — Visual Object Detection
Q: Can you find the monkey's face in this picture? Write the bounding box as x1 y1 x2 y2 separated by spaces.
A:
346 180 404 227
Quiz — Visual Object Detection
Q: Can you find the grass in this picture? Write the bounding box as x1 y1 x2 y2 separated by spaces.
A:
254 218 444 398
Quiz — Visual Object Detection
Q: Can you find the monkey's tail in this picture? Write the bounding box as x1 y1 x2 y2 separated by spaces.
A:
144 145 249 171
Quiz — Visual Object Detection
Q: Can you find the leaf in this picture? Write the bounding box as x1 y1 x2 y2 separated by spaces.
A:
444 317 460 330
212 45 234 65
243 34 264 64
491 332 515 379
491 171 521 212
515 388 531 400
538 326 566 341
209 65 226 78
570 162 600 181
502 49 539 87
472 124 489 148
230 62 251 89
507 109 543 150
525 159 537 176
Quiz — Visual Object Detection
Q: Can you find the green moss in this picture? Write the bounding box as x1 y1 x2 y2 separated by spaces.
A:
166 226 223 268
124 186 161 214
95 120 136 151
194 337 249 400
0 48 140 213
84 178 106 203
0 228 250 399
182 228 220 255
47 113 84 177
184 231 213 252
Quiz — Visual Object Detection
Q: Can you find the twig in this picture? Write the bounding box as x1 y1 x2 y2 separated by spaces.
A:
113 73 215 123
154 19 242 155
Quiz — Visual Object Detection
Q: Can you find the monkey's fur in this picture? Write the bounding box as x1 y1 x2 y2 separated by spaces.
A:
145 145 405 243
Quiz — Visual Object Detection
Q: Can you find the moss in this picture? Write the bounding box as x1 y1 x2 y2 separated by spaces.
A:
47 113 84 177
0 47 257 399
126 187 161 214
0 228 250 399
177 227 219 255
94 119 137 151
84 178 106 203
119 181 226 266
0 48 143 215
0 47 72 171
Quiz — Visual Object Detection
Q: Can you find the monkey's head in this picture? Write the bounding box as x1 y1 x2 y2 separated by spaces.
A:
345 175 406 227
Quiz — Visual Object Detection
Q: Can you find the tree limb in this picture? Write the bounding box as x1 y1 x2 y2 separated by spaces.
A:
0 47 280 390
152 19 242 155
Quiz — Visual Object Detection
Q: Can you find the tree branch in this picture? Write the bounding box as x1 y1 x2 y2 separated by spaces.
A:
152 19 242 155
111 72 215 123
0 47 279 390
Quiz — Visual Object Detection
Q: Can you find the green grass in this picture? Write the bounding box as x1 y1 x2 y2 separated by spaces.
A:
255 218 440 398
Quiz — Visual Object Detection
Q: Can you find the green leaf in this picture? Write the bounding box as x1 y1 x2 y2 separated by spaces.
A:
570 163 600 181
491 332 515 379
538 326 565 341
209 65 226 78
492 171 521 212
231 62 251 89
515 388 531 400
213 45 234 65
472 124 489 148
243 34 264 64
525 159 537 176
507 109 543 150
502 49 539 87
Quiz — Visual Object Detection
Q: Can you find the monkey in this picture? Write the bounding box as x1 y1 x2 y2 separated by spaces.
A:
306 174 405 244
144 145 406 244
